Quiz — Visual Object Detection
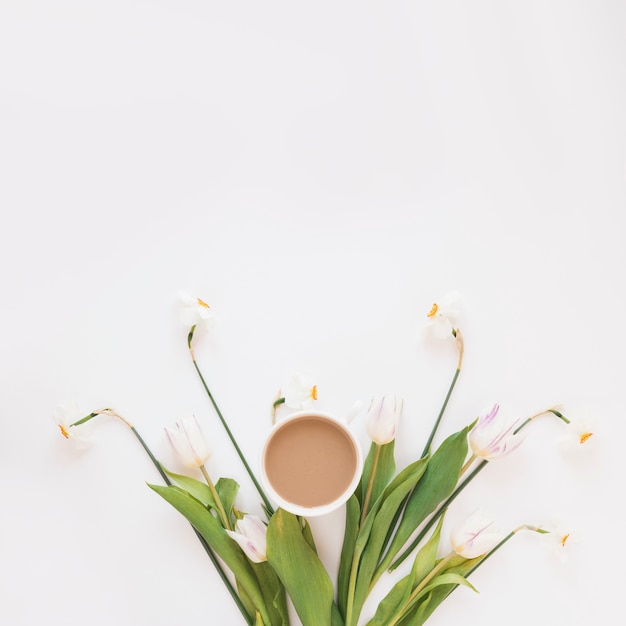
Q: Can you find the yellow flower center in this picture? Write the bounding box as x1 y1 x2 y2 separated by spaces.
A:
560 533 570 548
197 298 210 309
59 424 70 439
579 431 593 444
427 303 438 318
311 385 318 401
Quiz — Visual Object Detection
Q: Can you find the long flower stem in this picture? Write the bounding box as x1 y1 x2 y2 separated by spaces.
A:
422 368 461 457
375 334 464 581
72 409 253 625
344 545 364 626
188 327 274 516
200 465 232 530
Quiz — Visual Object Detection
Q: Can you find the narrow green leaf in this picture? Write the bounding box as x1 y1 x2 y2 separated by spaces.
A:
364 517 444 626
403 572 478 617
300 517 317 553
266 509 335 626
148 484 269 624
337 495 360 617
410 515 445 586
251 561 289 626
349 457 429 622
161 466 216 507
216 477 240 518
365 574 414 626
377 427 469 574
359 441 396 508
331 602 346 626
399 556 483 626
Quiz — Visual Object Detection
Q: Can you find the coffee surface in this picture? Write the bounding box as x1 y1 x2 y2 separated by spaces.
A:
264 416 358 507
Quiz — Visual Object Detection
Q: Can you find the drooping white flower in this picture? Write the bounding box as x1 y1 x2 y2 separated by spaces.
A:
281 372 318 409
450 509 503 559
365 395 403 445
179 291 215 329
53 402 94 449
558 415 596 451
469 403 524 461
423 291 462 340
165 416 212 468
540 518 578 563
226 515 268 563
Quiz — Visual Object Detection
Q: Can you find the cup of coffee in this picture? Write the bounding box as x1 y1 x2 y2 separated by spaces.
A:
260 410 364 517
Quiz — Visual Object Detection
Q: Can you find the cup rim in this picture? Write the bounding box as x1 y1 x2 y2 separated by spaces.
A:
259 410 363 517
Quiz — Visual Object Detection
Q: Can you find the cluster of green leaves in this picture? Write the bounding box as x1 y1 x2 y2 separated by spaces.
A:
149 471 289 626
336 424 472 626
148 420 477 626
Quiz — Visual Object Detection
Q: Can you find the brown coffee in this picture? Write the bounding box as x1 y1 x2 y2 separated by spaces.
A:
263 416 358 508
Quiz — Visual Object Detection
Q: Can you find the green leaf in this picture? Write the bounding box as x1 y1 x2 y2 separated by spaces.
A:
365 573 413 626
377 426 469 574
337 495 360 617
148 484 269 624
251 561 289 626
402 572 478 619
364 517 444 626
161 466 216 507
349 456 430 623
266 509 336 626
300 517 318 552
331 602 346 626
359 441 396 509
410 515 444 586
216 477 240 518
399 556 483 626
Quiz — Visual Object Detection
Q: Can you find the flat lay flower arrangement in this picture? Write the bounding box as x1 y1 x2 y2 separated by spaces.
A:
55 291 593 626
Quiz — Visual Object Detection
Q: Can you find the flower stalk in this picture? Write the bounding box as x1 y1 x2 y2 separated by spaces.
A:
188 325 274 515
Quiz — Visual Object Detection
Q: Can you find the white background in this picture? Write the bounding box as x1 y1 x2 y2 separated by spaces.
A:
1 1 625 624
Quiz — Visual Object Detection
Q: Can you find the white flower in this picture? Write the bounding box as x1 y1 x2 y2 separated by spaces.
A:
423 291 462 339
53 402 94 449
540 519 578 563
365 395 403 445
558 415 596 451
165 416 212 468
450 509 503 559
281 372 318 409
226 515 267 563
179 291 215 328
469 403 524 461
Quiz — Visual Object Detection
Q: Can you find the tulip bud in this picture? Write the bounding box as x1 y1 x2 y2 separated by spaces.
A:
366 395 403 445
226 515 268 563
165 416 212 468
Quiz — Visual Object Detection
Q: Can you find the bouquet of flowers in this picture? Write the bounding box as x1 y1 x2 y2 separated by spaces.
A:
55 291 592 625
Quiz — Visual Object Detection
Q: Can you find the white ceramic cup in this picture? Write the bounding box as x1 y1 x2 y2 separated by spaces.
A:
259 410 364 517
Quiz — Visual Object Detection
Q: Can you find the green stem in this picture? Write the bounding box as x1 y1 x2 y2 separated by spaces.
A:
200 464 232 530
421 367 461 458
344 545 364 626
188 326 274 516
376 341 463 578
